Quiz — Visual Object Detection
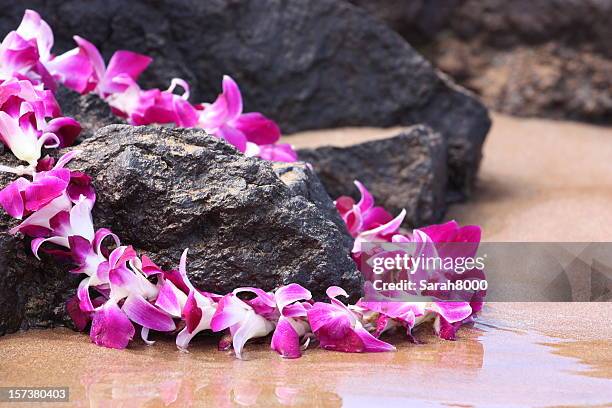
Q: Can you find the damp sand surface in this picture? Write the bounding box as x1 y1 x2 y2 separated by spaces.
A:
2 114 612 407
1 304 611 408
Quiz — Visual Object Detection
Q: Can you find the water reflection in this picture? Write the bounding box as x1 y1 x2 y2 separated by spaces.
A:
1 311 611 407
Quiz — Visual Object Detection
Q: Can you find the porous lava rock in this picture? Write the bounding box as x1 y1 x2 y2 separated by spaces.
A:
298 125 447 227
0 151 78 335
0 0 491 198
66 125 360 300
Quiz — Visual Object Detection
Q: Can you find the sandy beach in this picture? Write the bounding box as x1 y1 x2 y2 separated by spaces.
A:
1 114 612 407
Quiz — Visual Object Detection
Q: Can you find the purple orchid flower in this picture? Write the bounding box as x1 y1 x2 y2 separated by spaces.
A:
270 283 313 359
5 152 93 237
109 77 198 128
352 300 425 341
58 35 152 98
335 181 394 237
210 288 276 359
169 250 218 351
0 27 40 81
307 286 395 353
196 75 297 161
0 79 80 169
425 302 474 340
80 244 178 349
334 181 406 255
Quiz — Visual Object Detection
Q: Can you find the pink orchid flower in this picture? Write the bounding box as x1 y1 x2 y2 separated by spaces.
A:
210 287 276 359
4 10 93 92
81 245 177 349
307 286 395 353
169 250 218 351
59 36 152 98
335 181 394 237
197 75 294 158
89 300 136 349
246 142 298 163
270 283 313 359
0 30 39 81
5 152 93 237
425 302 474 340
108 77 198 128
356 220 486 341
15 10 53 65
353 300 474 341
352 300 425 341
334 181 406 254
0 79 80 169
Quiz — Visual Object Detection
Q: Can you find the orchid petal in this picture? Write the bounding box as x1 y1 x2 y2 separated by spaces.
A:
141 327 155 345
221 75 243 119
16 10 53 62
44 117 81 148
68 196 94 241
46 46 93 93
90 301 135 349
233 287 276 308
428 302 472 324
234 112 281 145
166 78 190 100
73 36 105 89
54 150 80 169
210 294 248 332
31 235 68 259
10 193 71 236
183 290 203 333
216 125 247 153
354 180 374 213
232 311 274 360
0 179 26 218
77 277 94 312
66 295 90 332
104 51 152 93
354 325 396 352
255 143 298 162
155 279 187 318
360 209 406 238
93 228 120 255
326 286 349 300
271 317 302 359
122 294 176 332
275 283 312 315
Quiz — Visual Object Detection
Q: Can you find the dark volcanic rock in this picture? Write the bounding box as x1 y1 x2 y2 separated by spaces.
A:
349 0 460 46
350 0 612 124
66 125 360 300
0 232 78 335
0 152 78 335
55 86 124 143
272 161 350 237
0 0 490 198
298 125 447 227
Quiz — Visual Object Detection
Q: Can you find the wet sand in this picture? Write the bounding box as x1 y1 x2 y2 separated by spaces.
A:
1 114 612 407
1 305 611 408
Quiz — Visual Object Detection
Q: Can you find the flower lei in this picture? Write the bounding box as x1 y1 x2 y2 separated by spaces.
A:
0 10 484 359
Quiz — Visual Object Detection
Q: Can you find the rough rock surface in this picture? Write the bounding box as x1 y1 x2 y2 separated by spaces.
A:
272 162 350 237
350 0 612 123
55 86 124 143
0 151 78 335
0 0 490 198
66 125 360 300
298 125 447 227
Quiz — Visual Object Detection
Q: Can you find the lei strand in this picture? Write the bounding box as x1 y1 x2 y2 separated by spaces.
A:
0 10 484 359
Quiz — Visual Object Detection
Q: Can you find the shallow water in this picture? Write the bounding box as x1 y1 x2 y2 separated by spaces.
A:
1 303 611 408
